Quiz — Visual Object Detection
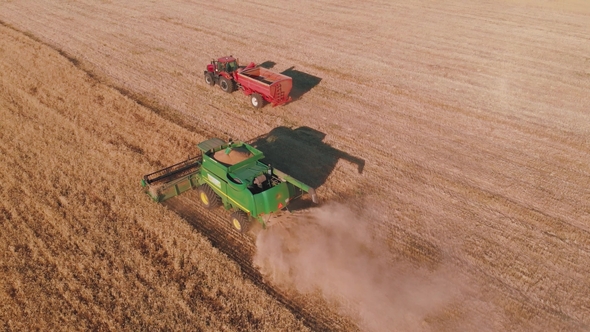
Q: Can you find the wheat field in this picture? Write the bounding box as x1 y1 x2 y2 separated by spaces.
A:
0 23 312 331
1 0 590 331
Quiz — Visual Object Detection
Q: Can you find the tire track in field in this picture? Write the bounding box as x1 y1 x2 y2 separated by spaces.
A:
0 19 230 142
166 193 360 332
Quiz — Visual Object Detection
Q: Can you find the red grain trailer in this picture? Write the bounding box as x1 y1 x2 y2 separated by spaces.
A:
204 56 292 108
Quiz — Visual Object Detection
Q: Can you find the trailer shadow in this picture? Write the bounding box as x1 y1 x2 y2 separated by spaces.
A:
253 62 321 101
248 126 364 191
280 67 322 100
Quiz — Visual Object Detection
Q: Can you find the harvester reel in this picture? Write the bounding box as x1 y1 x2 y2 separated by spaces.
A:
197 184 220 209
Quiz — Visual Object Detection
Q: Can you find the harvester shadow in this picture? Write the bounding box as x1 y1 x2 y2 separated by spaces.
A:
248 126 365 192
280 67 322 101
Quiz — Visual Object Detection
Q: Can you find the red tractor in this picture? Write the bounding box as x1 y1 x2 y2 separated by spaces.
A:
204 56 292 108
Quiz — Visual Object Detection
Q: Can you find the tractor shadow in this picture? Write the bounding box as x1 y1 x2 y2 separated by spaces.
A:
281 67 322 100
248 126 364 193
257 61 322 101
258 61 276 69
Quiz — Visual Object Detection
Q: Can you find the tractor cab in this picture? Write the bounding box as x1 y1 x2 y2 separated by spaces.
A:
208 56 238 74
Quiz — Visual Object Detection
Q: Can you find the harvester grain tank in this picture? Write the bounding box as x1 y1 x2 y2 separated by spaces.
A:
204 56 292 108
141 138 317 233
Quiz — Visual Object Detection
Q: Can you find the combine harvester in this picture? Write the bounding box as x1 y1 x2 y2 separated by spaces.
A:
141 138 318 233
204 56 292 108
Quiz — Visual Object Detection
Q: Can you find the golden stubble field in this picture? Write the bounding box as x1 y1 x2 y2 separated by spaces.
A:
1 0 590 331
0 23 313 331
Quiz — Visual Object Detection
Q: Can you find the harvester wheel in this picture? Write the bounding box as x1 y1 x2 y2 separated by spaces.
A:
197 185 220 210
250 93 263 108
230 211 250 233
219 77 234 93
204 73 215 86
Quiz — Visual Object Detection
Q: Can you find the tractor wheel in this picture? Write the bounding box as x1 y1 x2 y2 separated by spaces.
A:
230 211 251 233
204 73 215 86
197 185 220 210
250 93 264 108
219 77 234 93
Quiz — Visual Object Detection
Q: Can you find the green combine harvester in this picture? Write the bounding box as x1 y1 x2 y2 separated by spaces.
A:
141 138 318 233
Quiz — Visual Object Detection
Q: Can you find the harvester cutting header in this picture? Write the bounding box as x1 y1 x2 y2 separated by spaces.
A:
141 138 317 233
204 56 292 108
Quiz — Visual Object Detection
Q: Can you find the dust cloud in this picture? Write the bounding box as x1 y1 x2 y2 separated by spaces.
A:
254 203 472 332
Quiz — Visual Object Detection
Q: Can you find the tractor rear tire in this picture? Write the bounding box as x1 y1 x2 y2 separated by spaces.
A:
205 73 215 86
250 93 264 108
197 185 220 210
230 211 251 233
219 77 234 93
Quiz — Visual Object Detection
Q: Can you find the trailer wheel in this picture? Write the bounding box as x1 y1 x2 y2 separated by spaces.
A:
250 93 264 108
230 211 250 233
197 185 220 209
219 77 234 93
204 73 215 86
